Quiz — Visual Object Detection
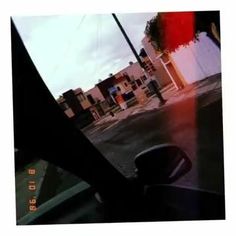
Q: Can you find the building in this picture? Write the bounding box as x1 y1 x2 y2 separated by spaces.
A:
142 36 184 89
118 61 146 88
85 86 105 103
57 95 75 119
170 32 221 84
112 72 138 108
139 47 172 88
95 75 117 107
57 88 103 128
142 32 221 87
74 88 91 110
85 86 109 116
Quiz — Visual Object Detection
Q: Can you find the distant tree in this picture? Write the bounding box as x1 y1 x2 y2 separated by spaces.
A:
144 11 220 53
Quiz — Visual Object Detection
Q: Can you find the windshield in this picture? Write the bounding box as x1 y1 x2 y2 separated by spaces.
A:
12 11 224 224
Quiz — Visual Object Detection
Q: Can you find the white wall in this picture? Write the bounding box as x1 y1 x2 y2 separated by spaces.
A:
170 32 221 84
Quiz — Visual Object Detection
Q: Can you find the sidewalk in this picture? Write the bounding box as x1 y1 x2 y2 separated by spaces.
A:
132 73 221 114
91 73 222 127
166 73 221 105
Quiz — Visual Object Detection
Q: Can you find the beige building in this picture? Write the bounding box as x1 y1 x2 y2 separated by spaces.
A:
113 63 150 105
116 62 148 91
142 36 184 89
56 96 75 118
85 86 105 103
113 73 133 94
85 86 110 114
74 87 92 110
57 87 104 124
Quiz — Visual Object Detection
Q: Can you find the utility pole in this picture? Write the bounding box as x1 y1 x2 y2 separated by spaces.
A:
112 13 144 69
112 13 166 105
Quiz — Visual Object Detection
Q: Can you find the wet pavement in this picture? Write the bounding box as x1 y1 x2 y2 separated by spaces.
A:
15 74 224 222
82 74 224 194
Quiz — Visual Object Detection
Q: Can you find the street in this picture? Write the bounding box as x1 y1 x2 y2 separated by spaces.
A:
14 76 224 221
12 11 225 225
82 76 224 194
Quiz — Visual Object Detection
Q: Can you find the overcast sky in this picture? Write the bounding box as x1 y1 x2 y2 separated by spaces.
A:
13 12 156 98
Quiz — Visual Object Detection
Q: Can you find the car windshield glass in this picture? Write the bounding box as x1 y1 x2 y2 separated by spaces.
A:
12 11 224 224
15 150 84 221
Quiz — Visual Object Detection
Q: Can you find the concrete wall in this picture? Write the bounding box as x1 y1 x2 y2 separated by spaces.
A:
79 97 91 110
142 36 172 87
64 108 75 118
141 36 161 61
85 86 105 102
152 60 172 87
170 32 221 84
119 62 145 80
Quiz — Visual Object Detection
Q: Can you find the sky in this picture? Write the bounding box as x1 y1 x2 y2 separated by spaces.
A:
13 12 157 98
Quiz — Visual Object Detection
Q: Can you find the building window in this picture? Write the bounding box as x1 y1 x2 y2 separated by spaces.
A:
124 82 128 87
151 64 156 71
141 75 147 82
136 79 142 87
77 93 86 102
87 94 96 105
116 86 121 91
123 73 131 82
143 62 148 70
130 75 135 82
131 84 137 91
60 102 69 111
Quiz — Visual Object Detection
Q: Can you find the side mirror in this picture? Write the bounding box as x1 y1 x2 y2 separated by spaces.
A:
134 144 192 185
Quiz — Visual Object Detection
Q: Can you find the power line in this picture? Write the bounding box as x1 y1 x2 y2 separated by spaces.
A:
75 15 86 31
52 15 86 76
93 15 101 76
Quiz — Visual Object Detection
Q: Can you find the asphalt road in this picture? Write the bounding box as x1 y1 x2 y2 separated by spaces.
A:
83 88 224 194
